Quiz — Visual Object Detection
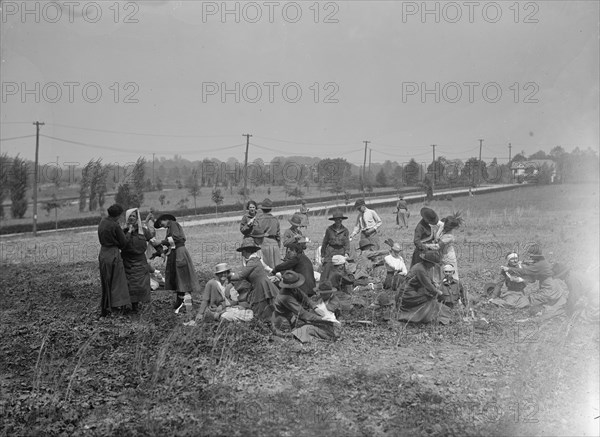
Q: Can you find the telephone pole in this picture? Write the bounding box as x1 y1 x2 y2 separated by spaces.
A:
430 144 436 188
242 134 252 203
362 140 370 198
152 153 155 187
508 142 513 184
32 121 45 236
478 138 484 186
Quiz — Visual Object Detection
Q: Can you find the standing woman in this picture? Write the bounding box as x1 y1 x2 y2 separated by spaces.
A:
282 213 304 249
121 208 153 312
410 207 441 268
436 211 464 281
155 214 201 311
240 200 259 237
320 209 350 281
258 198 281 269
395 195 410 229
98 204 130 316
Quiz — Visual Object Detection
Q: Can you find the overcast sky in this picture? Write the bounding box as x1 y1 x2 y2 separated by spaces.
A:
1 0 598 168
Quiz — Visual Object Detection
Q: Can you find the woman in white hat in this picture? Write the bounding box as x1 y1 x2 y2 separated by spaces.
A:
489 252 529 309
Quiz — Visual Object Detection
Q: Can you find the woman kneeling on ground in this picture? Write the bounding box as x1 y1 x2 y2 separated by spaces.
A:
396 251 451 324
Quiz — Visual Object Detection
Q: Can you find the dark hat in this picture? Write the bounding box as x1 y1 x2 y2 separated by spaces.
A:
249 228 265 238
314 280 337 296
328 209 348 221
526 244 544 259
279 271 305 289
354 199 366 208
214 263 231 274
552 262 570 278
154 214 176 228
288 214 303 227
420 207 439 225
377 293 394 307
236 240 261 253
107 204 124 218
419 251 441 265
359 238 374 250
261 198 273 209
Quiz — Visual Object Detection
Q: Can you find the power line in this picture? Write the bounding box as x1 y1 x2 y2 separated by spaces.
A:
253 135 357 147
0 134 36 142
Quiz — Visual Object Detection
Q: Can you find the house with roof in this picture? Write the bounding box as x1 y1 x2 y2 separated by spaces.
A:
510 159 557 183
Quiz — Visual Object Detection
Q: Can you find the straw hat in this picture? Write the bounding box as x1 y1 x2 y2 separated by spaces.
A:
214 263 231 274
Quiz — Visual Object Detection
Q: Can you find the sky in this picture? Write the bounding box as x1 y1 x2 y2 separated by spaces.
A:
1 0 598 169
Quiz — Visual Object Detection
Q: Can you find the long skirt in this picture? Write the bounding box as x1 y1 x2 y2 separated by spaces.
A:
397 288 451 324
529 281 566 318
261 238 281 270
321 245 346 281
164 246 201 294
99 246 130 315
384 271 406 291
397 210 408 227
122 254 151 304
490 290 530 309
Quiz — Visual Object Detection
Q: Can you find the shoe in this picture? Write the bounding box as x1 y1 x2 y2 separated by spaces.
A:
173 296 184 311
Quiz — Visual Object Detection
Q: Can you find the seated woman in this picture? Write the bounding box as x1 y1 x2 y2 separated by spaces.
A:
353 238 389 287
439 264 467 309
396 251 451 324
327 255 355 294
121 208 153 312
193 263 253 323
504 245 566 318
383 243 408 291
552 263 599 322
229 240 279 323
272 271 339 342
489 252 529 309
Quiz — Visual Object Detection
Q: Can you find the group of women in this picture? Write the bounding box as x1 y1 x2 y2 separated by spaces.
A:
98 205 199 316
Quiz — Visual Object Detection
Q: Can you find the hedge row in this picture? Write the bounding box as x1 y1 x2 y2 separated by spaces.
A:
0 184 476 235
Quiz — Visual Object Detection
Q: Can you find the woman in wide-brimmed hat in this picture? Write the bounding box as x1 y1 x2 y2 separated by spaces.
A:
229 240 279 322
257 198 281 270
272 272 338 342
193 263 253 323
410 207 443 268
397 251 451 325
155 213 201 313
240 200 260 237
282 213 305 249
98 203 131 316
320 209 351 281
120 208 153 312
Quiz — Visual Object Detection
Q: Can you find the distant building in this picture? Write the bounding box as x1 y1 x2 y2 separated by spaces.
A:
510 159 557 183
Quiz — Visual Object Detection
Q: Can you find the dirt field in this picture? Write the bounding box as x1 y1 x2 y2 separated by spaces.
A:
1 183 599 436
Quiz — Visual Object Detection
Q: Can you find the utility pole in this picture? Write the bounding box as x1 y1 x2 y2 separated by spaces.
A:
32 121 44 236
152 153 155 187
478 138 484 186
430 144 436 189
242 134 252 203
508 142 512 184
362 140 370 198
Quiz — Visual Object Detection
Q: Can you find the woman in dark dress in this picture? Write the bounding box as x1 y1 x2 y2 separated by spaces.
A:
410 207 441 268
98 204 130 316
121 208 153 312
155 214 201 312
240 200 259 237
320 209 350 281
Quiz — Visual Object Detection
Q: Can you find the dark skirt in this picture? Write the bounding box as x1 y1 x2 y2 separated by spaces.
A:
164 246 201 294
99 246 130 315
260 238 281 270
397 287 451 324
122 254 151 304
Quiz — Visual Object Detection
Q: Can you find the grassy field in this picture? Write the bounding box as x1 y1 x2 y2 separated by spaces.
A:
0 183 599 436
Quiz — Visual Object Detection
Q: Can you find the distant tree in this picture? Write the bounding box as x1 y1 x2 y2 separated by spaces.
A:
43 194 63 230
144 178 153 192
10 155 28 219
528 150 548 160
419 176 434 201
287 185 304 202
403 158 421 185
176 197 189 210
158 194 166 206
89 159 109 211
0 153 10 218
186 171 201 214
155 177 163 191
511 152 527 162
375 168 388 187
79 159 93 212
211 188 224 217
131 157 146 205
115 183 133 209
343 191 351 205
